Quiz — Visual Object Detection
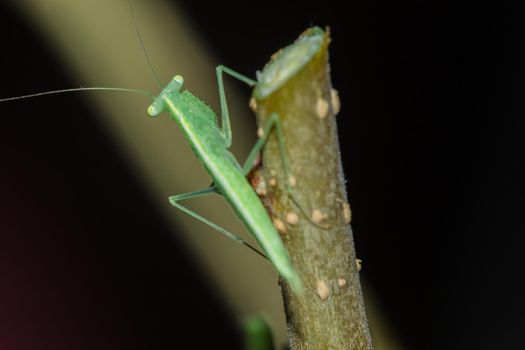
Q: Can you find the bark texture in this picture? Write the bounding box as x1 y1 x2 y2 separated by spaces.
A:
253 28 373 349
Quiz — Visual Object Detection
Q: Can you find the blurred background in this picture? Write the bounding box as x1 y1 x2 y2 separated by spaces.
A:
0 0 523 349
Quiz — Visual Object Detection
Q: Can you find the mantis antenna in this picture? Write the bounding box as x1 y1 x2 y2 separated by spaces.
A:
128 0 163 89
0 87 154 103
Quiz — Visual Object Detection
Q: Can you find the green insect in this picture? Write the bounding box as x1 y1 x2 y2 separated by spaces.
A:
0 2 326 294
146 68 302 291
146 27 325 294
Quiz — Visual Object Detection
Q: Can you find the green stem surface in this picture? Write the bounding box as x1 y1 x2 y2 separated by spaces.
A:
254 29 373 349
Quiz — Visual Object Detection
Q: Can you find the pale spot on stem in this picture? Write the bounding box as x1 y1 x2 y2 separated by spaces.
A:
286 212 299 225
331 88 340 115
356 258 362 272
316 97 329 119
343 202 352 224
249 97 257 111
312 209 328 224
289 175 297 187
254 179 267 196
338 278 347 287
316 280 330 300
273 218 287 234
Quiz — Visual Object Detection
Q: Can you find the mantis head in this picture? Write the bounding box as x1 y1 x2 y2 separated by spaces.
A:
147 75 184 117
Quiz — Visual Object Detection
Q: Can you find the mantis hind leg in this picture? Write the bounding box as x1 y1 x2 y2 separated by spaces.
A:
215 65 257 148
168 187 266 259
241 113 288 176
242 113 336 230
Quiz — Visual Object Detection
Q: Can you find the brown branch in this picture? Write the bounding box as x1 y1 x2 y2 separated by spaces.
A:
252 28 373 349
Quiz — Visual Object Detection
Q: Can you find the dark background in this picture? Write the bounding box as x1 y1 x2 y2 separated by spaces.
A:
1 1 523 349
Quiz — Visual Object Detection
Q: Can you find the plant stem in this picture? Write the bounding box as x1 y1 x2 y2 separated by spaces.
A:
253 28 373 349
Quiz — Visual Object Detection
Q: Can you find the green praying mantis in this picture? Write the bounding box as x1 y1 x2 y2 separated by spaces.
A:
0 2 328 294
